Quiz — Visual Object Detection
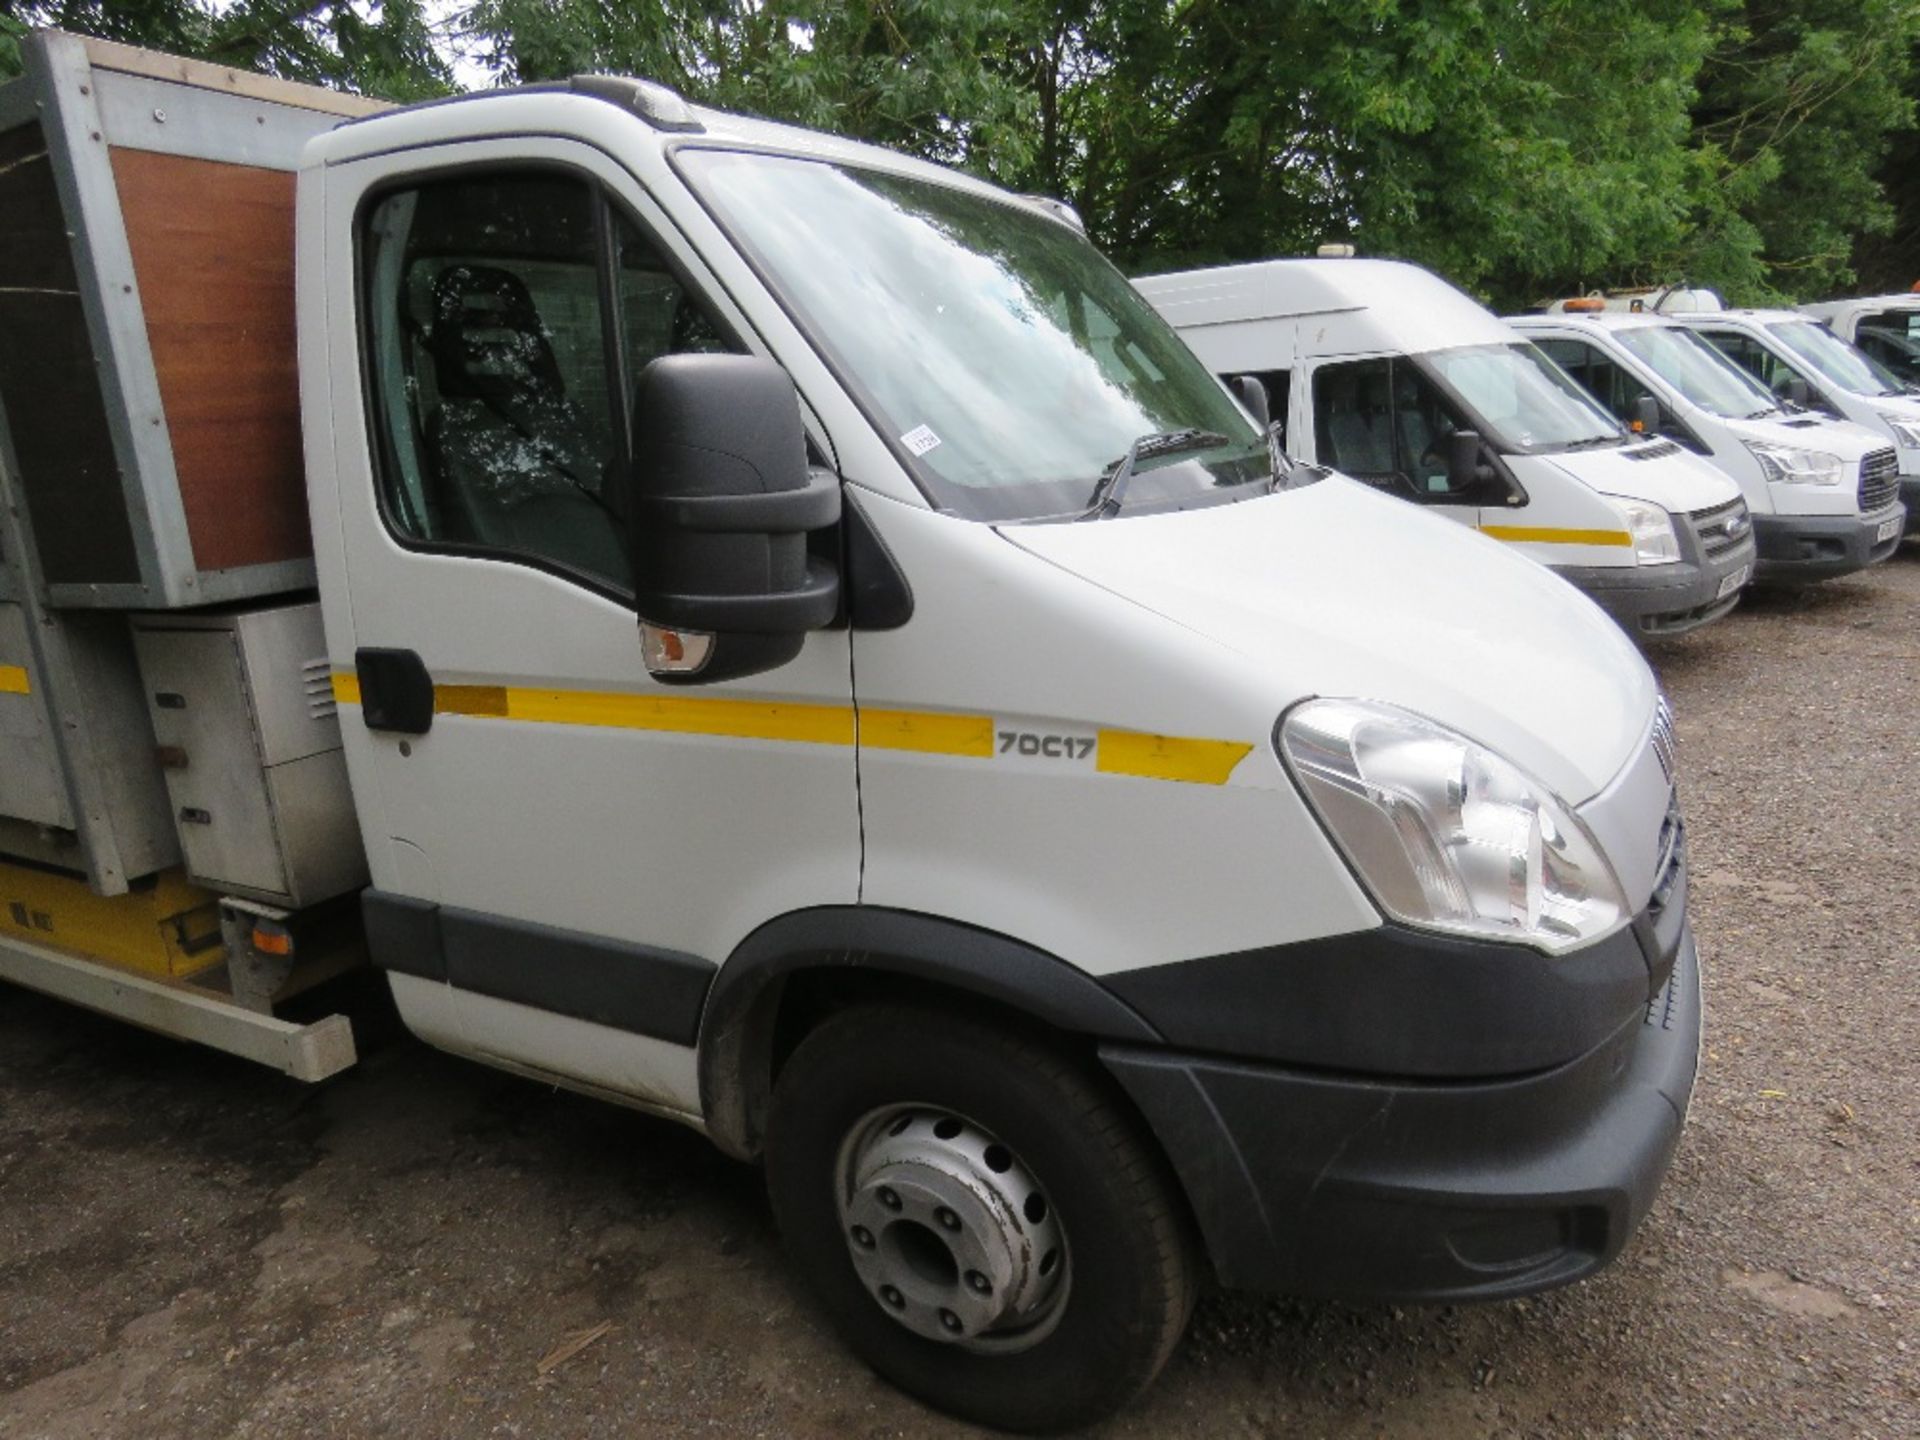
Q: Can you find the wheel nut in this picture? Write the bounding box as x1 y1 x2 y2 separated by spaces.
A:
850 1225 875 1249
935 1207 961 1232
877 1187 902 1211
965 1269 991 1295
938 1308 963 1333
880 1285 904 1309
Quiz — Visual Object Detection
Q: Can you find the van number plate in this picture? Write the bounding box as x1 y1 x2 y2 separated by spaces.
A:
1876 515 1901 543
1716 564 1751 600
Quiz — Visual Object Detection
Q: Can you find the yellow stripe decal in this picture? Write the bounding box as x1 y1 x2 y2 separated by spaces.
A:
0 664 29 696
1097 730 1253 786
1479 525 1633 547
860 707 996 757
329 673 1245 782
507 688 855 744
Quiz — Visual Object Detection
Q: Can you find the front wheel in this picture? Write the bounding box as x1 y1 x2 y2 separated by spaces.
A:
765 1003 1197 1433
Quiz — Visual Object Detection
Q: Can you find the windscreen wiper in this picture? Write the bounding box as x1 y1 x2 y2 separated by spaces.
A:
1078 428 1230 519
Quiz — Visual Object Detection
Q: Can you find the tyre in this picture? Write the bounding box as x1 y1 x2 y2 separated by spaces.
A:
764 1002 1197 1433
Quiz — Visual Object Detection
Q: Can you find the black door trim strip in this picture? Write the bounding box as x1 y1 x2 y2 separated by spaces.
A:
362 889 715 1046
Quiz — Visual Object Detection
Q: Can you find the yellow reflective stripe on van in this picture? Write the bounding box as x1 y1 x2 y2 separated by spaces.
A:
0 664 32 695
328 673 1249 783
508 688 855 744
1479 525 1633 547
1096 730 1252 785
860 707 996 757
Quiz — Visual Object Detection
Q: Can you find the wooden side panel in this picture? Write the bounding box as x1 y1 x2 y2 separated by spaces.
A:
110 148 312 573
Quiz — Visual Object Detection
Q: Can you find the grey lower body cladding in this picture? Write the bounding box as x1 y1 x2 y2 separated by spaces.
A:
1102 930 1699 1301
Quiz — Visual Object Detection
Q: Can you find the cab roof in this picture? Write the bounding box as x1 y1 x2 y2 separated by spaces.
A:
1133 258 1515 355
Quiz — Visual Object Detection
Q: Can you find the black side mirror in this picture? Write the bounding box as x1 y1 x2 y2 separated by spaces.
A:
628 354 841 684
1446 429 1489 493
1228 374 1270 429
1632 394 1661 434
1780 375 1813 407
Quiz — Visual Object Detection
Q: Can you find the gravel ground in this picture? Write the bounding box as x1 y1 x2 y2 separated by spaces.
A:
2 553 1916 1440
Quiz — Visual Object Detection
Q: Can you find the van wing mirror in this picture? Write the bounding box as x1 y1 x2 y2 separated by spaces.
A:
1228 374 1270 428
627 354 841 684
1445 429 1491 493
1632 394 1661 434
1781 375 1813 407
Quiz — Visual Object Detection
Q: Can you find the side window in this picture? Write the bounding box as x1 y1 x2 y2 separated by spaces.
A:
362 170 734 592
1314 359 1466 498
1536 338 1634 424
1700 331 1788 393
1315 358 1396 480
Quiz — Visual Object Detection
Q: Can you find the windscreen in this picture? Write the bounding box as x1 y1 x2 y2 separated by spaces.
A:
1422 342 1623 452
678 149 1267 520
1614 323 1779 419
1768 319 1905 397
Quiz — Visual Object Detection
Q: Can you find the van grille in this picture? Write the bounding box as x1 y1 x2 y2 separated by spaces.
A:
1689 499 1752 559
1859 448 1898 514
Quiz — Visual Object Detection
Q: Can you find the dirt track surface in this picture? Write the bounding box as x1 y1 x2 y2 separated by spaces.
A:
3 556 1917 1440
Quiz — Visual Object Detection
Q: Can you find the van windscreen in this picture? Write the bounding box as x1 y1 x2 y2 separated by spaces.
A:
1613 324 1780 419
678 149 1268 521
1767 319 1905 398
1422 343 1623 454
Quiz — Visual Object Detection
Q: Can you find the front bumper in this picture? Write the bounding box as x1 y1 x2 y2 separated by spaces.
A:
1752 502 1906 581
1901 475 1920 534
1103 928 1700 1302
1555 525 1755 638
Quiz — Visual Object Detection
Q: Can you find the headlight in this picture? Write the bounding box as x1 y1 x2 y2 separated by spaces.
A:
1279 699 1629 954
1880 415 1920 450
1614 498 1680 564
1744 440 1844 486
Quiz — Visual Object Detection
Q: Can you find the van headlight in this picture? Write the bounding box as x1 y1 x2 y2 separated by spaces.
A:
1279 700 1629 954
1614 498 1680 564
1744 440 1843 486
1880 415 1920 450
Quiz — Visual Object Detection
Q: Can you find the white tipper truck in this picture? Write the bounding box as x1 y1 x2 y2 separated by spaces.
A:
0 33 1701 1431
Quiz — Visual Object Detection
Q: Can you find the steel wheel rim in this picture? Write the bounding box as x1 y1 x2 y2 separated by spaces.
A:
834 1104 1071 1354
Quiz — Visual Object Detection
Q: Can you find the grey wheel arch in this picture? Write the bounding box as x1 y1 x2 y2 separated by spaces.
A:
696 906 1161 1160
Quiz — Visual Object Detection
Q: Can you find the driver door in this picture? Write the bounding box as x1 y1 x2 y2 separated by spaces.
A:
1309 355 1486 532
323 143 859 1104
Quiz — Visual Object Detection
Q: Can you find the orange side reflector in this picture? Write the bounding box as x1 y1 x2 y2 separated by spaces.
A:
251 925 294 956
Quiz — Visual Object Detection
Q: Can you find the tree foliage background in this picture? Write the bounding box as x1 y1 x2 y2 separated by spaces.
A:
3 0 1915 309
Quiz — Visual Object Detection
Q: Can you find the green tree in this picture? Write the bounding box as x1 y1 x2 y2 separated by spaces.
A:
0 1 453 97
1689 0 1920 301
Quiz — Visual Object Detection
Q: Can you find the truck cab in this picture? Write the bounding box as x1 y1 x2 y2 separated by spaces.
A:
3 36 1702 1433
1511 310 1905 580
1675 306 1920 531
1136 259 1755 637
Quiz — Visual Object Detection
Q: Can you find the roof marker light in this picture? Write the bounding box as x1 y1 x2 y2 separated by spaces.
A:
570 74 704 133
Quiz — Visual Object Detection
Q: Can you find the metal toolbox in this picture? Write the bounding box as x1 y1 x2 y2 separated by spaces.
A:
130 603 367 909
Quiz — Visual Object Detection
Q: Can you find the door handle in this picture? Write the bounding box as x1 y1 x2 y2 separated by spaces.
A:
355 648 435 735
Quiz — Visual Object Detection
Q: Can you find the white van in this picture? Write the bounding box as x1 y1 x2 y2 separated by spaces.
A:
1673 307 1920 528
1137 260 1755 636
0 35 1702 1433
1510 310 1905 579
